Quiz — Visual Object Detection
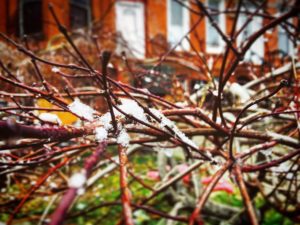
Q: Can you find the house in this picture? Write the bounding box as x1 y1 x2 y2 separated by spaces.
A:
0 0 298 94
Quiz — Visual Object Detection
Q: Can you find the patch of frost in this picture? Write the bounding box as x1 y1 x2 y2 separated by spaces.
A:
95 127 108 142
39 113 62 125
229 82 251 104
163 148 173 157
117 98 148 123
51 67 60 73
69 172 86 189
68 98 96 121
117 128 130 147
149 108 198 149
267 131 299 145
99 112 113 130
271 161 290 172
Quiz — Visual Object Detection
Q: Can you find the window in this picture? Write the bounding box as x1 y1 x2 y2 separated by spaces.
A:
278 23 293 55
141 65 174 96
70 0 91 29
237 2 264 64
205 0 225 54
276 1 294 56
19 0 43 37
167 0 190 51
276 2 294 56
116 1 145 59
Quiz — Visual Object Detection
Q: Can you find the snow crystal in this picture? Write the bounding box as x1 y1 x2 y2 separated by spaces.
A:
212 90 218 97
108 63 114 69
194 83 201 90
39 113 62 125
271 161 290 173
150 108 175 128
286 173 293 180
68 98 96 121
267 131 299 145
144 77 152 83
49 182 57 188
97 98 148 130
149 108 198 149
262 148 273 157
51 67 60 73
95 127 108 142
206 151 212 159
99 112 113 130
76 203 86 210
68 172 86 189
117 98 148 123
223 112 236 123
175 102 187 107
163 148 173 157
77 188 85 195
229 83 250 103
174 128 198 149
215 117 222 124
117 128 130 147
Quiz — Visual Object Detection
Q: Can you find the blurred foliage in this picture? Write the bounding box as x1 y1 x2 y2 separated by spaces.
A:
262 209 294 225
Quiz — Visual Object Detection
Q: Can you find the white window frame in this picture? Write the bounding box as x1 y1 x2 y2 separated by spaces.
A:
237 5 264 64
115 1 145 59
205 0 226 54
167 0 190 51
278 19 294 56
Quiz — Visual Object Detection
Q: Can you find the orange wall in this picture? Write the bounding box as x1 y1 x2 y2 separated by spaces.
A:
264 0 278 59
92 0 116 50
7 0 18 36
94 0 116 32
146 0 167 56
43 0 70 40
146 0 167 38
91 0 102 21
190 0 206 53
0 0 7 33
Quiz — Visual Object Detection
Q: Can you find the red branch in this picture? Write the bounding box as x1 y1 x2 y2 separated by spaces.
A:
50 142 107 225
188 161 232 225
235 165 258 225
0 120 90 141
118 145 134 225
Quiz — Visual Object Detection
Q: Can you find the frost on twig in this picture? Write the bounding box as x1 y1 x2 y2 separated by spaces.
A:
68 98 96 121
116 98 149 123
68 171 86 189
95 98 146 145
149 108 198 149
95 127 108 142
117 128 130 147
229 83 252 104
51 67 60 73
97 98 148 131
38 113 62 125
267 131 299 145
